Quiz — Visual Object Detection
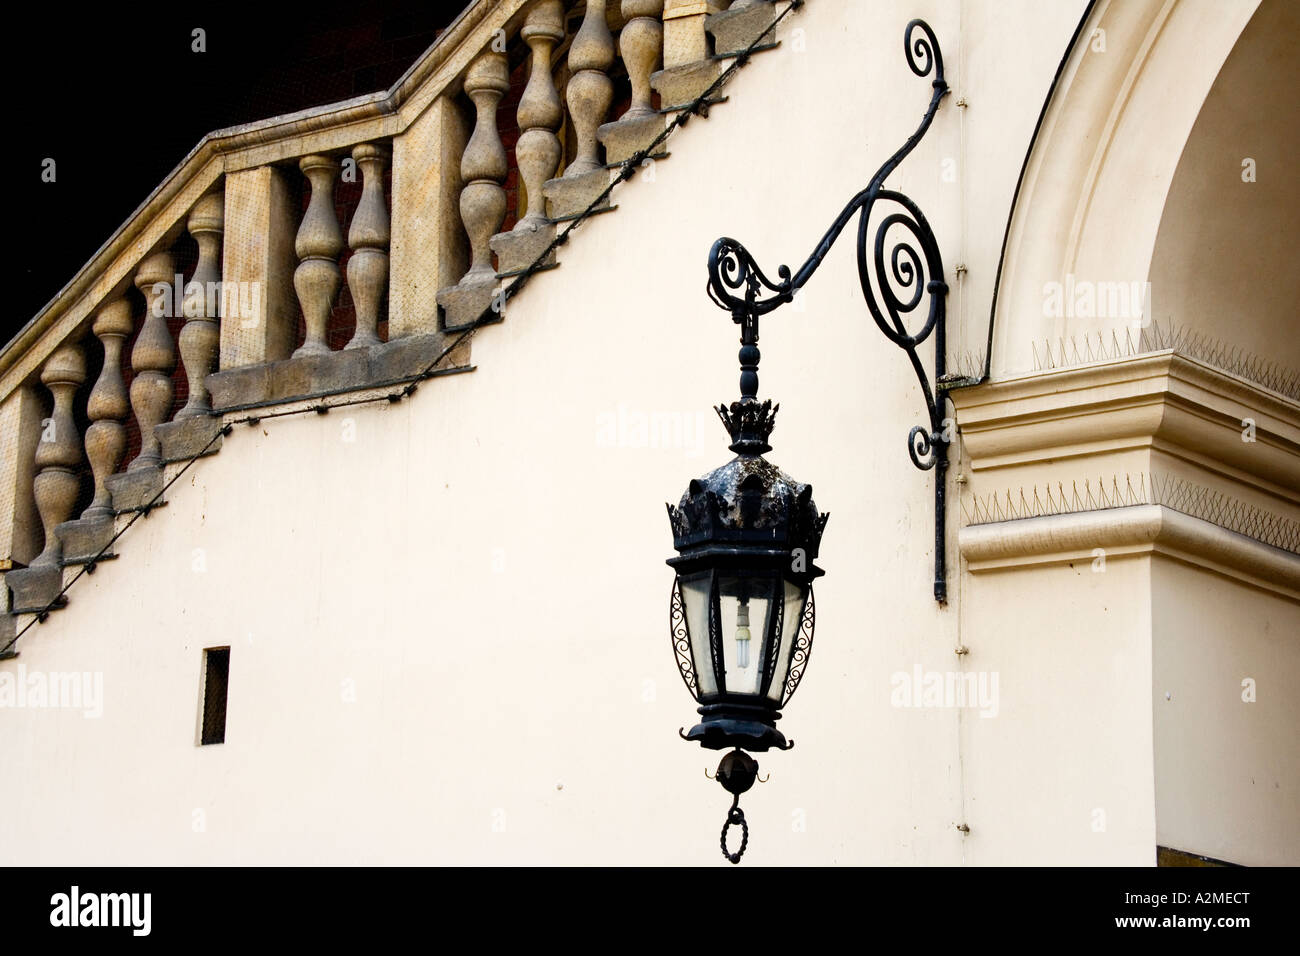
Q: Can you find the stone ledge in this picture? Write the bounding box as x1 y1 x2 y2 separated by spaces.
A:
707 0 778 56
652 61 722 108
106 467 165 514
0 612 15 658
959 504 1300 601
55 516 116 564
6 565 66 615
597 112 666 165
157 416 225 463
437 275 500 332
207 332 472 413
491 221 557 275
543 167 613 220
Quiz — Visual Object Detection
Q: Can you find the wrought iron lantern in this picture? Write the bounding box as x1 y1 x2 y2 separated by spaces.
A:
666 375 829 865
665 18 954 863
666 397 829 753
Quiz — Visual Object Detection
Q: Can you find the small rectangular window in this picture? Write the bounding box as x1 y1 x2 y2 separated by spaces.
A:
200 647 230 745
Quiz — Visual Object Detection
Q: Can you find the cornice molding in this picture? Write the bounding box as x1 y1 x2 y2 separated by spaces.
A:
951 350 1300 497
959 504 1300 602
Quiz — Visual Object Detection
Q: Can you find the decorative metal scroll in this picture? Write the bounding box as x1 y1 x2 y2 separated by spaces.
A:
781 587 816 706
704 20 953 603
669 578 698 697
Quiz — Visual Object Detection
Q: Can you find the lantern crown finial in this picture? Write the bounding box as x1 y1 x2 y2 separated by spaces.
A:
716 397 778 455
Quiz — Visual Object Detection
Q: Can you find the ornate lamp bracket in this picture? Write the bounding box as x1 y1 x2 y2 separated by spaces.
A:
705 20 955 603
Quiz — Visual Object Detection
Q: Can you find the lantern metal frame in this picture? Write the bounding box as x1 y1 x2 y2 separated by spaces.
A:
667 356 830 752
669 575 816 710
666 532 824 751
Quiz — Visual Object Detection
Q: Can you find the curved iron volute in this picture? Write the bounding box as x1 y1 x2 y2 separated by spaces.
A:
703 19 952 603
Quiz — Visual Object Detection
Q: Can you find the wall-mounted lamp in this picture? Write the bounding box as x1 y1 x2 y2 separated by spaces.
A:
665 19 951 863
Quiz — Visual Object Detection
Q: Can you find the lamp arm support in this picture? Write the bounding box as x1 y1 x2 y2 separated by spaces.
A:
704 19 953 603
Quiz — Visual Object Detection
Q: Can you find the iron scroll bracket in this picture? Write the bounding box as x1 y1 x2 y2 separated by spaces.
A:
704 19 955 603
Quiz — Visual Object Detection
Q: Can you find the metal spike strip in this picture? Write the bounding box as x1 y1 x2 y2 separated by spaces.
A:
1030 320 1300 400
960 471 1300 555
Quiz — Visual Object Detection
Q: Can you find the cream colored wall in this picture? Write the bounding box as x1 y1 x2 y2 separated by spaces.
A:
959 555 1157 865
1151 559 1300 866
11 0 1249 866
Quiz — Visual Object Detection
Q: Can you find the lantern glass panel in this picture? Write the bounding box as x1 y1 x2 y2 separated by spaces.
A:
767 579 810 703
718 575 778 697
678 572 717 697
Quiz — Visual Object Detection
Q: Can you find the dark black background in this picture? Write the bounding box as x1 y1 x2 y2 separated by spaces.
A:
11 0 467 341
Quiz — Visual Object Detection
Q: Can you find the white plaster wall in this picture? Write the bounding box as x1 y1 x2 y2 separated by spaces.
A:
0 0 1119 865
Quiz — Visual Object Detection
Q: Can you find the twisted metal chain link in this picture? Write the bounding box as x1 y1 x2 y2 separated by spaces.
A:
720 800 749 864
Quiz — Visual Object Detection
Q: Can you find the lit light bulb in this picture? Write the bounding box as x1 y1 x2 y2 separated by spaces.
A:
735 599 751 669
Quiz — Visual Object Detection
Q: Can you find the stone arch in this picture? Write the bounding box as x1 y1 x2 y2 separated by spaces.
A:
988 0 1267 379
1146 0 1300 383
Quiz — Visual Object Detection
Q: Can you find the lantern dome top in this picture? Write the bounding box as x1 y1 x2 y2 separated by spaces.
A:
666 403 829 569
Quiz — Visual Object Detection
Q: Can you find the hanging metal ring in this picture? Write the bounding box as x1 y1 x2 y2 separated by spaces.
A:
720 805 749 864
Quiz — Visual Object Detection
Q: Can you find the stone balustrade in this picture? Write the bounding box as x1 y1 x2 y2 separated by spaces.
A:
449 0 688 328
446 1 780 333
4 185 233 609
1 0 789 621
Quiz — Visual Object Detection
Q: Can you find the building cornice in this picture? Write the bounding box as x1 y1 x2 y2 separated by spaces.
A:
959 504 1300 602
952 352 1300 600
951 350 1300 500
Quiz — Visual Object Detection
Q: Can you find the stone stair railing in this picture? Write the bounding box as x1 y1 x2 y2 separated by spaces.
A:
0 0 797 650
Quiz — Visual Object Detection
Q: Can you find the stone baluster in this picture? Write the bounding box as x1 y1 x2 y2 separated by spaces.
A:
622 1 665 121
293 154 344 357
155 192 229 464
599 1 666 165
437 52 510 331
82 299 133 520
177 192 224 417
4 343 87 610
458 54 510 283
345 143 391 350
563 0 615 175
543 0 617 218
129 251 177 472
490 0 565 275
30 344 86 569
516 2 566 229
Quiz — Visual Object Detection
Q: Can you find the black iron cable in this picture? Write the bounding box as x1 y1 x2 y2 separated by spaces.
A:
0 0 806 658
